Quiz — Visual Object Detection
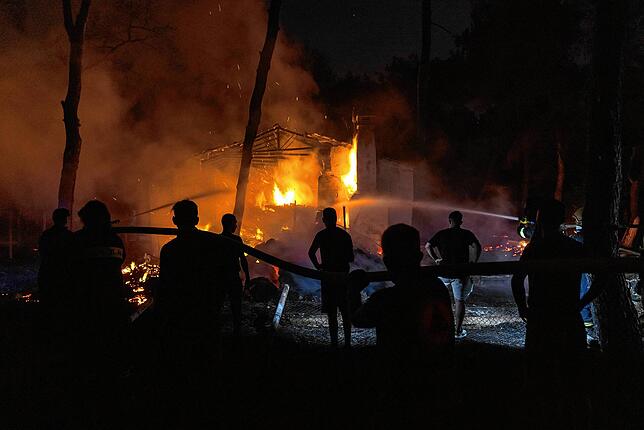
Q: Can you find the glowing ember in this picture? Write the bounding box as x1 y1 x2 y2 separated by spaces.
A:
240 227 266 247
121 255 159 306
255 228 264 241
483 238 528 258
341 135 358 197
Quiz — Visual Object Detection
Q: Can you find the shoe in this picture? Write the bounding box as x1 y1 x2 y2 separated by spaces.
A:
587 334 599 348
455 329 467 339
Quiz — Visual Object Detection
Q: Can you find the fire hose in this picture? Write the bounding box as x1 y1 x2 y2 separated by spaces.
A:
113 226 644 283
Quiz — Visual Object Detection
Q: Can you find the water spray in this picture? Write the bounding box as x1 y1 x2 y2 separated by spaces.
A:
121 188 232 222
344 197 520 221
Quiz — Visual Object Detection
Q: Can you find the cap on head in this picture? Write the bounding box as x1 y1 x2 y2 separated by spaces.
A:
449 211 463 226
221 213 237 232
78 200 111 228
52 208 70 226
322 207 337 227
172 199 199 227
537 199 565 230
381 223 422 274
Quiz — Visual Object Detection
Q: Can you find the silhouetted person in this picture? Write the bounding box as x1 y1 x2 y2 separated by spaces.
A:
308 207 354 347
70 199 131 406
511 199 590 428
350 224 454 426
73 200 130 330
219 213 250 336
156 200 222 342
154 200 225 415
426 211 481 338
38 208 74 309
570 208 597 346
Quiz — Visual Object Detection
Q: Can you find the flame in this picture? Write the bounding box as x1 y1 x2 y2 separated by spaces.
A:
256 155 317 208
121 256 159 307
255 228 264 241
256 191 267 210
273 183 296 206
341 136 358 197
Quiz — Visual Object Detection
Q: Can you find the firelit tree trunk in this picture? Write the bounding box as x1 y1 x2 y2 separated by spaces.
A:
416 0 431 153
233 0 281 228
58 0 91 214
584 0 641 352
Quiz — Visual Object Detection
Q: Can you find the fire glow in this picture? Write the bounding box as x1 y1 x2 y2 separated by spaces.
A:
483 238 528 258
121 256 159 306
273 183 296 206
342 137 358 197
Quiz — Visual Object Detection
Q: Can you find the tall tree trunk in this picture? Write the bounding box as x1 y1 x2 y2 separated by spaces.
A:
233 0 281 228
58 0 91 215
554 132 565 201
584 0 641 352
416 0 431 153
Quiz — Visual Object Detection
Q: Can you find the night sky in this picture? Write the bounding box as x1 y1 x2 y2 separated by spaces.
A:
281 0 471 74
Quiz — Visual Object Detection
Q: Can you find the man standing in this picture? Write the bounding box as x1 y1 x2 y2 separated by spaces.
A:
219 213 251 336
155 200 223 409
511 199 590 427
426 211 481 339
38 208 74 309
156 200 222 342
308 207 354 348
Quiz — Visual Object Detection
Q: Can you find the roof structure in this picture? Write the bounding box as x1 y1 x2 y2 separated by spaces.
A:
198 124 350 167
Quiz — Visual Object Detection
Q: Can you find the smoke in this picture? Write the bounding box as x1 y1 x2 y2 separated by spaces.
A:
0 0 323 222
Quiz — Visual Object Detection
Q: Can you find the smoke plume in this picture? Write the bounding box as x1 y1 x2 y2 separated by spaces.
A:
0 0 323 222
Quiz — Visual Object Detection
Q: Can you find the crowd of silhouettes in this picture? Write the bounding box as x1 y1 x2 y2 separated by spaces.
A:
35 197 607 428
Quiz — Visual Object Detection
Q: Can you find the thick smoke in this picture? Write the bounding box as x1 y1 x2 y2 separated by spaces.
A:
0 0 323 222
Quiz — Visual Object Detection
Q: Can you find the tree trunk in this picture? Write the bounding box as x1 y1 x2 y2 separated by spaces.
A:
584 0 641 352
232 0 282 228
58 0 91 215
554 132 565 201
416 0 431 153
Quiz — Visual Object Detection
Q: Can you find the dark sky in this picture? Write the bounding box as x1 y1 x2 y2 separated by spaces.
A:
281 0 471 74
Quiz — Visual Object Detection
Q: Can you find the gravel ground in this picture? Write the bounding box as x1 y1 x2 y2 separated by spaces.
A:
224 293 526 348
0 263 37 298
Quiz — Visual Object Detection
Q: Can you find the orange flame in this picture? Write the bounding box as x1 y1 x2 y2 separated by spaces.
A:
341 135 357 197
272 183 296 206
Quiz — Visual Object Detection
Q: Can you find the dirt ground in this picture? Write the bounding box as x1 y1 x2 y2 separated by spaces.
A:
3 300 644 429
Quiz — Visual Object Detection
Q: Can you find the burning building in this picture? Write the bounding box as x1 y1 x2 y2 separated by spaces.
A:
136 111 420 261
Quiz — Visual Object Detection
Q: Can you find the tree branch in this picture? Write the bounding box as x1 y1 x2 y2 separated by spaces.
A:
62 0 74 37
431 21 456 38
101 36 150 54
75 0 91 32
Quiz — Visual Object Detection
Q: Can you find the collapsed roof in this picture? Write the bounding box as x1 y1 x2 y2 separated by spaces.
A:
198 124 350 168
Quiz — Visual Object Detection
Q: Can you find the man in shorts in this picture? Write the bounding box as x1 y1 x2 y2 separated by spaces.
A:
426 211 481 338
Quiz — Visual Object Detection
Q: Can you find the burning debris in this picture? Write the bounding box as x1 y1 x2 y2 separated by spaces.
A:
121 254 159 306
482 236 528 259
